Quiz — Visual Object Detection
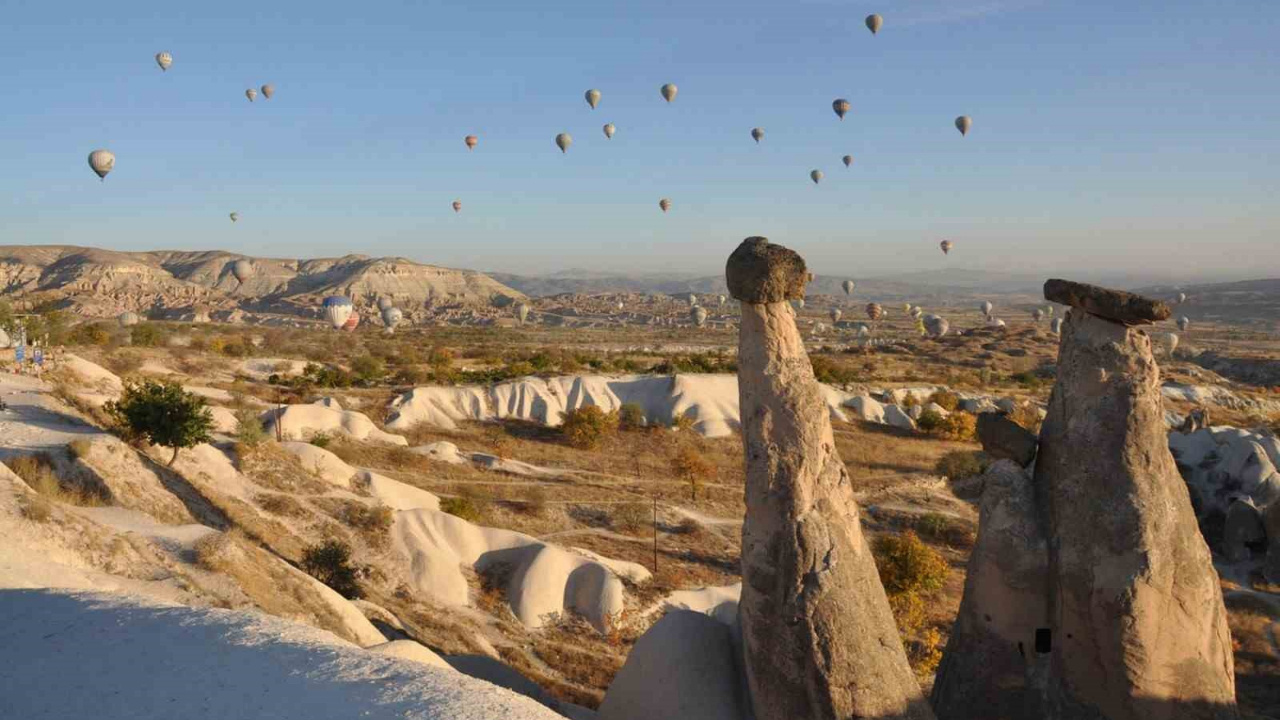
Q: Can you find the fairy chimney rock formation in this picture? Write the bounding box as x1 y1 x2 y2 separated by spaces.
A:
728 237 934 720
1035 281 1237 719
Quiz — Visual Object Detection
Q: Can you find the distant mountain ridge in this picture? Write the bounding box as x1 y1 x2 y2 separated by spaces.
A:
0 245 522 320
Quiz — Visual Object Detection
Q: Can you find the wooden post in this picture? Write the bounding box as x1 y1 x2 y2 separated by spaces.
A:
652 496 659 573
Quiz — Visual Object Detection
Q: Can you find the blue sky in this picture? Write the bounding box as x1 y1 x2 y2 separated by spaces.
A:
2 0 1278 281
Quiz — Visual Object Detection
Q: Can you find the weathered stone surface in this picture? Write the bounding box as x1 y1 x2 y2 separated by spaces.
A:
725 237 808 304
735 261 932 719
1034 310 1236 719
1223 498 1265 563
977 413 1039 466
1043 278 1171 325
932 460 1050 720
597 611 748 720
884 404 917 431
1264 501 1280 583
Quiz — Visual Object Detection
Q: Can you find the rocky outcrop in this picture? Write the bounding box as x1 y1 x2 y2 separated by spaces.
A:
1222 499 1265 563
1034 298 1236 718
932 460 1050 719
1043 278 1171 325
729 237 932 720
976 413 1038 466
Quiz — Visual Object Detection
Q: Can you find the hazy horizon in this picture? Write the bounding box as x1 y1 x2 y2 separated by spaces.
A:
4 0 1278 281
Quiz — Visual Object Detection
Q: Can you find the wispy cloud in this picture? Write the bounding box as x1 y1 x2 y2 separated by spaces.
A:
892 0 1047 27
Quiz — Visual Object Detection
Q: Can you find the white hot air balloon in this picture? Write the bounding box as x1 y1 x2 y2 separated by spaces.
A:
980 300 993 316
585 89 601 109
717 294 726 306
1050 318 1063 335
322 296 353 329
245 88 258 102
155 52 172 71
829 308 842 324
795 298 806 310
516 302 530 324
1177 316 1190 332
1032 308 1044 322
555 133 572 153
691 306 708 327
118 311 140 328
88 150 115 181
231 259 252 283
1176 292 1188 304
660 83 678 102
923 314 950 338
603 123 616 139
955 115 972 136
842 280 855 295
381 306 403 332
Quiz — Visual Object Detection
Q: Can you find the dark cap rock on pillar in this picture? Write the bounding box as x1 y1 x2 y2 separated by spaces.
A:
726 237 809 304
1043 278 1170 326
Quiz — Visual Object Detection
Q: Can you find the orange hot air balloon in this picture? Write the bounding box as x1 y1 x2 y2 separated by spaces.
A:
465 135 478 150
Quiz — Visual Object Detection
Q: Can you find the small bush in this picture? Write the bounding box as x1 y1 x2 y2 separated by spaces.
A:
676 517 706 537
69 322 112 346
560 405 618 449
671 413 697 433
68 438 94 460
672 445 714 501
934 411 977 441
935 450 989 481
309 432 333 449
522 486 550 517
914 513 976 549
235 408 268 446
916 410 946 433
613 502 651 534
19 495 54 523
440 496 484 523
873 531 949 597
256 493 308 518
900 394 921 409
129 323 164 348
300 539 363 600
927 390 960 412
618 403 646 431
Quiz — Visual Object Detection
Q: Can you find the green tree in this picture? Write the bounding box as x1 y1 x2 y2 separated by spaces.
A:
300 539 364 599
104 380 214 465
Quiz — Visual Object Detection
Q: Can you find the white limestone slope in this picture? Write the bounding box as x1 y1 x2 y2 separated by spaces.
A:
263 404 408 445
393 508 632 631
0 589 565 720
387 373 876 439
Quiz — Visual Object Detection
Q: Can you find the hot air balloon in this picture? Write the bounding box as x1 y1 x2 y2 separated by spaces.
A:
245 88 257 102
955 115 972 136
229 212 240 223
691 306 708 327
685 293 697 306
585 89 601 109
910 306 923 319
555 133 572 153
923 314 950 338
1032 308 1044 322
829 308 842 323
155 52 172 71
377 297 394 312
981 300 993 316
856 324 870 338
659 198 671 213
865 14 883 34
940 240 954 255
381 307 403 332
842 280 855 295
342 312 360 332
516 302 530 324
603 123 616 139
660 83 678 102
866 303 883 321
261 84 274 99
717 294 726 306
118 311 140 328
465 135 478 150
322 296 353 330
810 170 823 185
1050 318 1063 335
1177 316 1190 332
232 260 252 283
842 155 853 168
452 200 462 213
833 99 850 120
902 303 912 314
88 150 115 181
751 127 764 143
795 298 806 310
1176 292 1187 304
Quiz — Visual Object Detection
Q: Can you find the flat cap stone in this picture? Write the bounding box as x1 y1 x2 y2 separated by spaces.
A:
726 237 808 304
977 412 1039 467
1043 278 1170 325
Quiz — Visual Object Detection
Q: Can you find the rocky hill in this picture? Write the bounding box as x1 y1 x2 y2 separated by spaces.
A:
0 246 523 323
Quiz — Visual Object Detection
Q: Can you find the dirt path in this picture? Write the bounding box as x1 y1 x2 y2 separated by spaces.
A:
0 374 105 454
